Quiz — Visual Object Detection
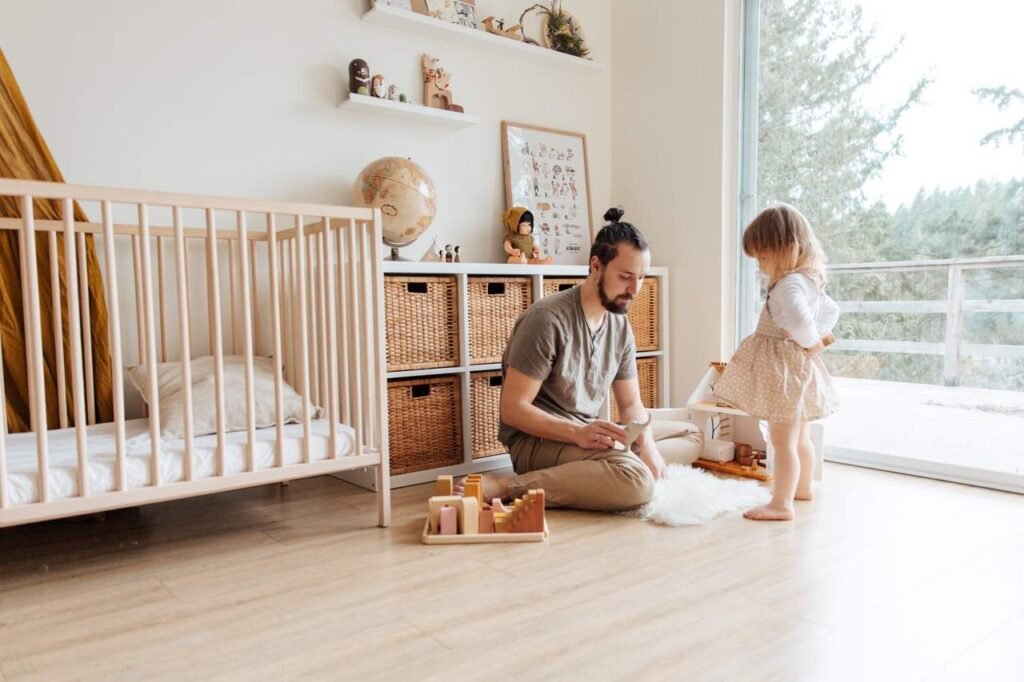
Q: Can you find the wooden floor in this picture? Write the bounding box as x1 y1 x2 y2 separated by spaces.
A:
1 464 1022 682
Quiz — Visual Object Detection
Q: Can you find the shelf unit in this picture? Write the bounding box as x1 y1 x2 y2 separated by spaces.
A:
336 262 670 490
338 92 480 128
362 4 604 73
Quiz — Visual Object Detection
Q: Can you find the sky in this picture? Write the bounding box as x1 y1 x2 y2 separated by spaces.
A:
851 0 1024 209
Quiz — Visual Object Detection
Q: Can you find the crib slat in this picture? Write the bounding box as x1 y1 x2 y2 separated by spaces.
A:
64 198 89 497
237 211 256 472
249 240 260 357
48 231 69 429
335 223 350 426
296 215 312 463
317 231 329 431
184 235 193 357
281 240 292 387
157 236 168 362
173 207 194 480
206 209 227 472
139 204 162 486
131 235 146 367
22 197 50 501
307 233 320 408
267 213 285 467
321 222 338 459
228 238 238 356
77 232 96 426
368 211 390 523
102 201 128 490
18 230 37 433
346 221 363 458
358 225 376 450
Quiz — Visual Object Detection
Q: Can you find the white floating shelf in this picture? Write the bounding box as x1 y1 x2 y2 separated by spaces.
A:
363 4 604 72
339 92 479 128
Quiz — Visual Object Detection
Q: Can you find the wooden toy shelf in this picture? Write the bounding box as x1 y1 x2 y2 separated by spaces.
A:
421 519 549 544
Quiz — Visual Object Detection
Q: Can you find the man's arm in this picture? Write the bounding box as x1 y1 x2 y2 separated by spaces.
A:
611 377 667 479
501 367 626 449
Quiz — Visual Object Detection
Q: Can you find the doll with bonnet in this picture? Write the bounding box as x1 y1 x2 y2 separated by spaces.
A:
503 207 553 264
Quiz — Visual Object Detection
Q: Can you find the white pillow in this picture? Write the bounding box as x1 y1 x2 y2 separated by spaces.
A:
127 355 323 439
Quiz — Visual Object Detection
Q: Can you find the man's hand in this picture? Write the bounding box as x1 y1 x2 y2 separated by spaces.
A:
573 420 626 450
637 446 668 480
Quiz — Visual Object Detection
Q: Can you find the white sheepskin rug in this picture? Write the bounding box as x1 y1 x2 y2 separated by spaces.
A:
626 464 771 526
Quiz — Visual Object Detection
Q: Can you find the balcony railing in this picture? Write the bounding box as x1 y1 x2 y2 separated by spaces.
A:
828 255 1024 386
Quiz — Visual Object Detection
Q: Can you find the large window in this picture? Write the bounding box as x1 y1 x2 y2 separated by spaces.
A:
740 0 1024 491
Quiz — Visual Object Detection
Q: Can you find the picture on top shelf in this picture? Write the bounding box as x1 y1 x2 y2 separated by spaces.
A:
376 0 413 9
501 121 593 266
453 0 478 29
423 0 457 22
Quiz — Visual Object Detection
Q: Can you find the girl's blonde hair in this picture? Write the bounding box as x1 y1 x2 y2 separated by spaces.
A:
742 203 828 287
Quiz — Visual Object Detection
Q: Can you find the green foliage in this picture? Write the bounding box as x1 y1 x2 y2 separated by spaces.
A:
757 0 1024 390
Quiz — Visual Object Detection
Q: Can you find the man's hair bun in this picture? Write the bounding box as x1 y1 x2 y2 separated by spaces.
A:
604 207 625 224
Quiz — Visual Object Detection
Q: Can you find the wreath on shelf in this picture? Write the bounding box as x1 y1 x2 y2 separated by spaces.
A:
518 1 590 59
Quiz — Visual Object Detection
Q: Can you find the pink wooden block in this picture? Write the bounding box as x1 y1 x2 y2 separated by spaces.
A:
478 509 495 534
491 498 509 513
439 505 458 535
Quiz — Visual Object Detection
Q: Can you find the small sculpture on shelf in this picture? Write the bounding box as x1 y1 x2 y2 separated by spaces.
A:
387 84 399 101
444 244 454 262
349 58 370 94
454 245 461 263
371 74 387 98
422 54 464 113
420 236 442 262
503 206 552 265
482 16 523 40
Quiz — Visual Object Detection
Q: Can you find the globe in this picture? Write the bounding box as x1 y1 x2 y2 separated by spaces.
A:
352 157 437 260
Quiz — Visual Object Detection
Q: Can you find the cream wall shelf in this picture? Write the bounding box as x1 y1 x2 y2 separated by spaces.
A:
362 4 604 73
339 92 480 128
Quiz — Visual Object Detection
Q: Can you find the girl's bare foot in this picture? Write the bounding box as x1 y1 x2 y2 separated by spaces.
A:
743 504 795 521
794 486 814 501
454 473 511 502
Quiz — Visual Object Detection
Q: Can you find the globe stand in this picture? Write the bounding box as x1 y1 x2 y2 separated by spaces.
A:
386 245 411 261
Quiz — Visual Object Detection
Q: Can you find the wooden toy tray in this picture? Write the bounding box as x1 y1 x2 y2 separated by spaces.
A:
421 518 549 545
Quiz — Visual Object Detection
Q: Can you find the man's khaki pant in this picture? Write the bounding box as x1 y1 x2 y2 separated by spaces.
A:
505 420 703 511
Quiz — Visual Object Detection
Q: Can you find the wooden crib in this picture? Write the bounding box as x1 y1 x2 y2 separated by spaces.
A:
0 178 390 528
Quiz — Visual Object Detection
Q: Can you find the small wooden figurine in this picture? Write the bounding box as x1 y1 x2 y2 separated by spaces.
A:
422 54 463 112
370 74 387 99
453 245 461 263
443 244 454 262
387 84 399 100
482 16 523 40
503 206 552 265
349 58 370 94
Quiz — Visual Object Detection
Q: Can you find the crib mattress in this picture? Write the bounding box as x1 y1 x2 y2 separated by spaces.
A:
3 419 356 506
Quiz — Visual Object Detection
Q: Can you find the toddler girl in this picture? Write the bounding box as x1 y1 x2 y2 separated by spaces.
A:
715 204 839 520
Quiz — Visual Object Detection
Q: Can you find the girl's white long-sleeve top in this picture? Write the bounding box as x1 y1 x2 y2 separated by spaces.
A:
767 273 840 348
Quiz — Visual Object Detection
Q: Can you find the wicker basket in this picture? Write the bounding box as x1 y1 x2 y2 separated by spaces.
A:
468 277 532 365
542 277 585 297
387 375 463 475
470 371 505 458
610 357 659 423
384 276 459 372
628 277 659 351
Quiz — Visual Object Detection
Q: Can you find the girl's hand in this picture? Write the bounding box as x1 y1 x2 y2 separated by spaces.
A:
806 341 826 355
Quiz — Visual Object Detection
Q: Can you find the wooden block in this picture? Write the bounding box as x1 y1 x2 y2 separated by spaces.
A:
463 481 482 506
509 490 545 533
493 512 511 533
439 505 457 535
460 496 479 534
491 498 509 513
478 509 495 533
435 475 454 497
428 495 463 534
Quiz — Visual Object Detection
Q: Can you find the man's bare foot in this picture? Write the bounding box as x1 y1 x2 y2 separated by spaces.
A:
794 486 814 501
453 473 511 502
743 504 795 521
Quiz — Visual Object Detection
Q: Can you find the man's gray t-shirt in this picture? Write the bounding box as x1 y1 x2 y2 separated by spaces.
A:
498 286 637 446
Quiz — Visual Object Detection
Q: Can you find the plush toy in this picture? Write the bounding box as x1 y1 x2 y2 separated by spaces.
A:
502 207 552 265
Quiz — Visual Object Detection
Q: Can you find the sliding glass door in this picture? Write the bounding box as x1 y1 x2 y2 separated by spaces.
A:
739 0 1024 492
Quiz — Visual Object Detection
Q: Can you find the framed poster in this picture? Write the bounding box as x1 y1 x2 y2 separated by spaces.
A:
502 121 594 265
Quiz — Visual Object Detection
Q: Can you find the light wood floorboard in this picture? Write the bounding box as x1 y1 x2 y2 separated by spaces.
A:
1 464 1022 681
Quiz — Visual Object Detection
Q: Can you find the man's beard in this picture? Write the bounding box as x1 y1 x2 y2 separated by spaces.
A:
598 272 632 314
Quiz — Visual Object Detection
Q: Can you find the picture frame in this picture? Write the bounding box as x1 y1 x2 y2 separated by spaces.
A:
501 121 594 265
453 0 478 29
376 0 413 9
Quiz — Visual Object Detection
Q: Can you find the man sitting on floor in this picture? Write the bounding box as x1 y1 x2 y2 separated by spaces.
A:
472 208 702 511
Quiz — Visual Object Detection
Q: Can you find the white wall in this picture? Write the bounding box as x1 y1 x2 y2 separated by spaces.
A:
1 0 611 264
611 0 741 403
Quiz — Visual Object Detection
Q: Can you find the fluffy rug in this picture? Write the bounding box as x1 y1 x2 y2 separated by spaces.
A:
626 464 771 526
